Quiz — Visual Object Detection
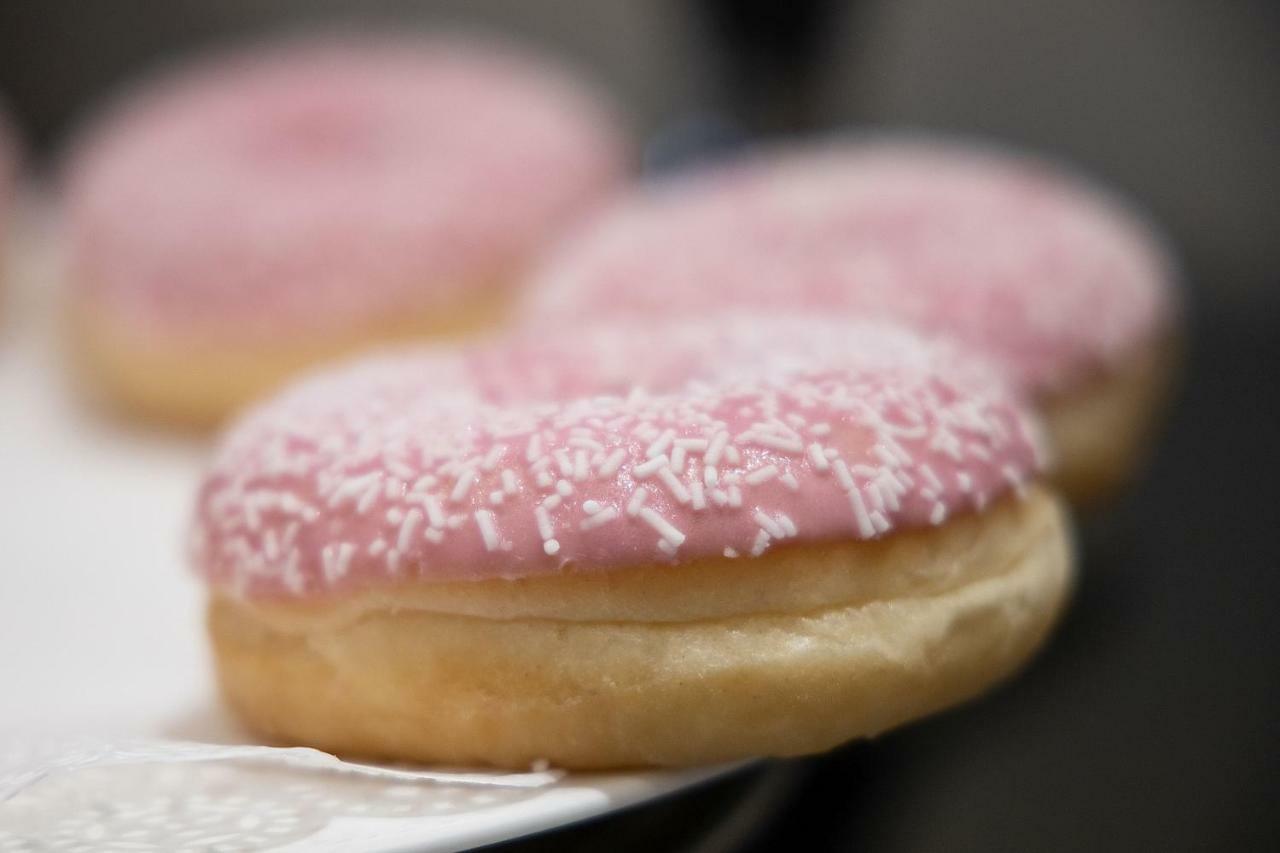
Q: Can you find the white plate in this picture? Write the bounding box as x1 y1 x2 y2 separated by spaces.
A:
0 215 742 852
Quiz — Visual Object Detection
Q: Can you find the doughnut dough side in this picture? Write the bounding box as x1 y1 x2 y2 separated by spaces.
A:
70 283 509 428
209 487 1072 769
1042 335 1179 506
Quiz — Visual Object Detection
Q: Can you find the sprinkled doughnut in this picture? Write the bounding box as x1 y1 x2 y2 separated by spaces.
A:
525 139 1180 502
195 316 1072 768
66 33 628 425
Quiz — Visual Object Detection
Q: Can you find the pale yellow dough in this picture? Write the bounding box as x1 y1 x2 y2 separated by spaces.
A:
1042 337 1178 505
70 284 511 428
209 486 1073 769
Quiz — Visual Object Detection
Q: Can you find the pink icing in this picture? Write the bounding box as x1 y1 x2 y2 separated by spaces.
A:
66 34 629 342
192 317 1046 599
524 139 1176 394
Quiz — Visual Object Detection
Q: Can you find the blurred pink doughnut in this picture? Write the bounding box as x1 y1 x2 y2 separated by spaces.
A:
525 140 1180 501
66 33 630 425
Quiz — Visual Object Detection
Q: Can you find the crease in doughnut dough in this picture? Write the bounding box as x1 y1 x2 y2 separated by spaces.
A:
208 487 1073 769
69 282 510 427
1041 334 1180 505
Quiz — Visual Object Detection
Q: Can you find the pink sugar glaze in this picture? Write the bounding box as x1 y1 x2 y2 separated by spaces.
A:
193 316 1046 599
524 139 1177 394
66 33 629 342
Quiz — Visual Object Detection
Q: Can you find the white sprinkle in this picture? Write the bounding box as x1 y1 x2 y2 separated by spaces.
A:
779 472 800 491
568 436 604 452
535 506 554 540
626 487 649 516
422 494 446 529
572 449 589 482
930 502 948 525
449 469 477 503
536 470 554 488
321 543 355 583
778 513 798 537
807 443 830 471
753 510 787 539
675 438 709 452
750 529 772 556
489 490 505 506
727 485 743 507
543 539 560 555
690 480 707 510
869 511 891 534
744 465 779 485
447 514 466 530
556 479 574 497
397 509 422 552
657 539 678 556
411 474 438 493
920 464 943 493
724 445 741 464
326 472 380 508
583 500 604 514
748 433 804 453
705 431 729 465
597 448 627 478
670 446 687 473
387 460 416 481
385 548 401 574
809 422 832 436
638 508 686 546
633 454 669 479
385 507 404 525
554 450 574 477
475 510 500 551
833 459 855 492
423 527 444 544
703 465 719 487
501 469 519 495
723 547 739 558
542 493 562 510
873 445 898 467
848 488 875 538
958 472 974 492
868 481 886 512
875 474 902 511
646 429 675 458
657 467 692 503
356 482 381 514
711 488 730 506
525 434 543 462
580 506 620 530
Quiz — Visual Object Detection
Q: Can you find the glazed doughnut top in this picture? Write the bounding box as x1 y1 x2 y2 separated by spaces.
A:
525 139 1175 393
193 317 1046 599
67 34 626 341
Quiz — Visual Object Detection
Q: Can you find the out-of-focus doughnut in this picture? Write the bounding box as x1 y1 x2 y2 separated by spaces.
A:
524 140 1179 502
66 34 628 425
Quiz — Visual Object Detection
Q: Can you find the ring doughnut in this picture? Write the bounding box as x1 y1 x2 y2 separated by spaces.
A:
193 316 1072 768
524 139 1179 503
66 34 628 425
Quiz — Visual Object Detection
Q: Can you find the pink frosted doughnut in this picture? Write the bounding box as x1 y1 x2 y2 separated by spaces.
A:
196 316 1072 768
66 33 629 424
525 139 1180 500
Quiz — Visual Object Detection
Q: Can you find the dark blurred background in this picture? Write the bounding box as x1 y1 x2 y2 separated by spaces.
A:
2 2 1277 850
